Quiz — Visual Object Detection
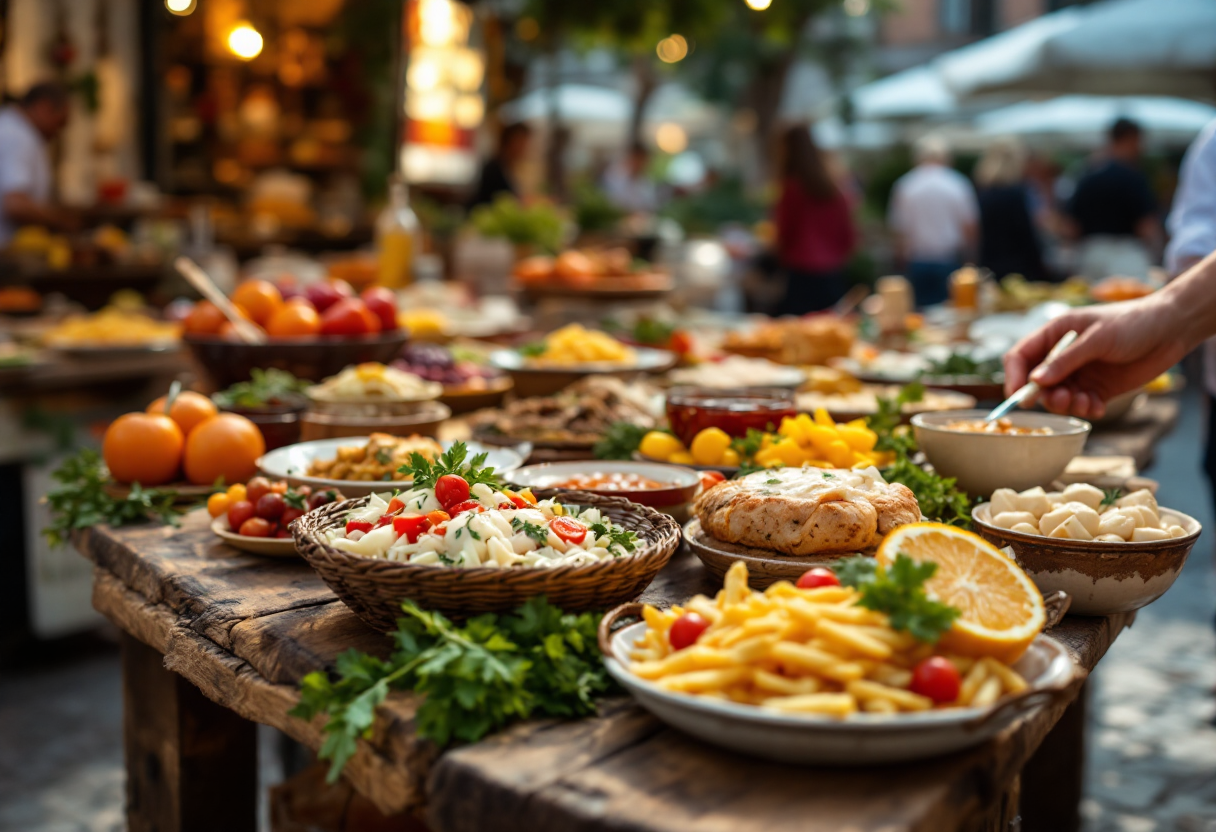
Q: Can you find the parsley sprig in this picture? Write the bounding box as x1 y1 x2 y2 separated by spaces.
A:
594 421 657 461
588 520 639 556
868 382 923 455
291 598 614 782
832 554 961 643
399 441 500 491
1099 488 1121 509
511 516 550 545
43 449 182 547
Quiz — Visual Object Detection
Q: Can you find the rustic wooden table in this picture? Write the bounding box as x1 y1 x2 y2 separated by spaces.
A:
71 395 1181 832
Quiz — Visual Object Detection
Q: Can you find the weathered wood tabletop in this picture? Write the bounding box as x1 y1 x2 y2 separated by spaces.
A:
78 511 1131 832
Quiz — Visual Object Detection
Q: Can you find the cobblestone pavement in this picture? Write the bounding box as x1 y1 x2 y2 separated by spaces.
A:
2 394 1214 832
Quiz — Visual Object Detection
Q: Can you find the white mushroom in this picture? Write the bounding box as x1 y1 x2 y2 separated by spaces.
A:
1049 515 1094 541
1062 483 1105 511
1015 486 1053 519
1131 527 1170 542
993 511 1039 530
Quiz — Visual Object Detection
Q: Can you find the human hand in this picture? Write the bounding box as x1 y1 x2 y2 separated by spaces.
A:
1003 296 1189 419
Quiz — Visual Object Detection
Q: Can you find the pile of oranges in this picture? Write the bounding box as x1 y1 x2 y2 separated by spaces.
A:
102 391 265 487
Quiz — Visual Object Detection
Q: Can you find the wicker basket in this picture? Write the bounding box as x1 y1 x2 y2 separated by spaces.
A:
292 491 682 631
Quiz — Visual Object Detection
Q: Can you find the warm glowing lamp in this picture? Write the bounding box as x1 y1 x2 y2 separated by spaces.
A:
165 0 196 15
655 123 688 154
744 0 773 9
228 23 264 60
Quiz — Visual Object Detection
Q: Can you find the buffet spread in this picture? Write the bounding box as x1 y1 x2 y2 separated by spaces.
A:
45 270 1191 786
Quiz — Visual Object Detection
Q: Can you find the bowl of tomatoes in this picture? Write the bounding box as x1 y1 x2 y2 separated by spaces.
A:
182 278 408 388
207 476 346 557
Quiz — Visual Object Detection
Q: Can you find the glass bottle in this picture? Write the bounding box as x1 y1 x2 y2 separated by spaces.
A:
376 176 419 288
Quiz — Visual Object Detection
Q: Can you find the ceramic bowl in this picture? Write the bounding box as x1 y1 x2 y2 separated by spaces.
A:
508 461 702 523
600 618 1079 765
183 330 408 388
489 346 677 398
972 502 1200 616
911 410 1090 497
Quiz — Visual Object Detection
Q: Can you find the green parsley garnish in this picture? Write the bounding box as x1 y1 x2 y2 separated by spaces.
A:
765 478 781 485
730 428 769 461
291 599 615 781
594 421 657 461
511 516 550 545
1100 488 1121 509
43 449 182 547
822 472 835 479
868 382 923 455
832 554 961 643
588 520 639 556
399 441 500 491
518 341 547 357
882 454 972 527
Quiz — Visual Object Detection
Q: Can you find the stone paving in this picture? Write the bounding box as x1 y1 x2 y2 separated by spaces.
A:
2 392 1215 832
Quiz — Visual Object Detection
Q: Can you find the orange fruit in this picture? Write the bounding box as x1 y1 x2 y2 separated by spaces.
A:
231 279 283 326
146 391 218 436
877 522 1045 663
102 412 184 485
183 300 226 336
266 302 321 338
183 413 266 486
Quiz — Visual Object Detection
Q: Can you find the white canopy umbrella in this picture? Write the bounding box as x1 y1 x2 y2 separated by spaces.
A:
851 65 957 120
938 0 1216 99
499 83 719 133
975 96 1216 145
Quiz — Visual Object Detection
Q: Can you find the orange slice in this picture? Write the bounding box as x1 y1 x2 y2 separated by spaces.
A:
877 522 1045 663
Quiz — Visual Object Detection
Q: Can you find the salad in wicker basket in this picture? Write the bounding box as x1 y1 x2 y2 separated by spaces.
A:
292 442 682 629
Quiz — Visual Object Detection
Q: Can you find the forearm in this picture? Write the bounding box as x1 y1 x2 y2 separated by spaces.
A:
1154 248 1216 351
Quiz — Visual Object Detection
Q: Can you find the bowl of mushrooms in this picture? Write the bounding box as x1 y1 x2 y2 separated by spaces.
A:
972 484 1201 615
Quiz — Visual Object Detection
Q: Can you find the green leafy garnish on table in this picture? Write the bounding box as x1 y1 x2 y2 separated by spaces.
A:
212 368 309 409
593 421 654 460
920 353 1003 381
588 521 639 556
882 454 972 528
730 427 769 461
291 598 614 782
43 449 181 547
832 554 961 643
400 441 500 490
867 382 923 455
517 341 547 358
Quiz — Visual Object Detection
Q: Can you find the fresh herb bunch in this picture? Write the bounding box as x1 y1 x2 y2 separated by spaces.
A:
43 449 181 546
730 427 769 461
832 554 961 643
921 353 1003 381
882 454 972 528
1100 488 1121 509
212 368 309 409
594 421 655 460
400 441 500 490
517 341 547 358
867 382 923 455
291 598 614 782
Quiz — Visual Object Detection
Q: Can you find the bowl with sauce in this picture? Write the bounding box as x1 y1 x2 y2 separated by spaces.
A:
665 387 796 448
508 460 702 521
912 409 1090 497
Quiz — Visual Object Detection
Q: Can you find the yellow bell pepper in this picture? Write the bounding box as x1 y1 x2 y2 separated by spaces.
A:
825 439 855 469
813 408 836 427
836 425 878 453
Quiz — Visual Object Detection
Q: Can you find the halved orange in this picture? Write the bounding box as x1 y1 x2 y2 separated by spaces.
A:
877 522 1045 663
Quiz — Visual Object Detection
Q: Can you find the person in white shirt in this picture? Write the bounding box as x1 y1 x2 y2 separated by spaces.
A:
602 143 660 215
0 82 76 247
887 136 979 307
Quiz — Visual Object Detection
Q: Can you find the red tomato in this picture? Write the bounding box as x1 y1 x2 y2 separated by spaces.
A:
796 567 841 589
246 477 272 504
386 496 406 515
345 519 374 535
426 510 450 526
507 495 529 509
447 500 484 516
392 514 431 543
910 657 962 703
667 330 694 355
227 500 255 530
668 612 710 650
281 507 304 526
435 475 470 509
304 280 353 313
699 471 726 490
238 517 273 538
360 287 399 331
374 515 394 528
319 298 380 337
549 516 587 545
256 493 285 521
275 528 292 539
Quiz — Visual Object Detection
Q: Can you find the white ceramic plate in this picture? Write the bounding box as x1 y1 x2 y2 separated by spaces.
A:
210 516 298 558
604 621 1078 765
257 438 525 498
489 346 676 374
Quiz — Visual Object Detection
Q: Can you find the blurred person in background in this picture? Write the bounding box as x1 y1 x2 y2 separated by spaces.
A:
0 82 78 246
603 142 660 215
1064 118 1160 281
888 135 978 307
468 122 532 210
772 124 857 314
974 138 1047 282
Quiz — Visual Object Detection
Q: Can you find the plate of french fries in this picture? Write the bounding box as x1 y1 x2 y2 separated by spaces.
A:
598 561 1080 765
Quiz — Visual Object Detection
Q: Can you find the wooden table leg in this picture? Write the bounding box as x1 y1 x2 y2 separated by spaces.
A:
1019 679 1089 832
121 632 258 832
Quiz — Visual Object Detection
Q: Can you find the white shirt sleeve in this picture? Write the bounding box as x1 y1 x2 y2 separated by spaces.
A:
0 122 38 198
1166 118 1216 274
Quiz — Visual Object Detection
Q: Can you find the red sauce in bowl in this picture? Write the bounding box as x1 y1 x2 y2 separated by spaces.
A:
665 387 796 446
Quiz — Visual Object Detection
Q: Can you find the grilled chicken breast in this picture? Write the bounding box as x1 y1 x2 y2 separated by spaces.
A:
695 467 920 555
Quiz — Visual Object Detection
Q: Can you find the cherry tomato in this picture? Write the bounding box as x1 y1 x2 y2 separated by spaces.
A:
319 298 380 337
375 515 394 528
345 519 374 535
307 490 338 511
392 514 431 543
549 516 587 545
699 471 726 490
256 493 285 521
246 477 272 504
227 500 255 531
447 500 484 516
386 496 406 515
668 612 710 650
238 517 273 538
667 330 694 355
360 286 399 332
796 567 841 589
910 657 962 704
270 481 289 495
435 475 471 510
426 510 450 526
507 494 529 509
281 507 304 526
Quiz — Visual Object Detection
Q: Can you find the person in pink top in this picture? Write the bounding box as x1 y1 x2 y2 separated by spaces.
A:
773 125 858 314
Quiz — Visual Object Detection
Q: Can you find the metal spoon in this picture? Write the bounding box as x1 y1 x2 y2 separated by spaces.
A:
985 329 1078 422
